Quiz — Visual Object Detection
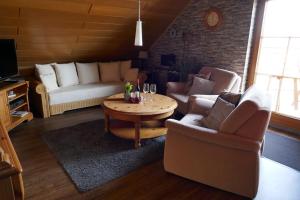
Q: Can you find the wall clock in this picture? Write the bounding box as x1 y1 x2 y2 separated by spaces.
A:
204 8 223 30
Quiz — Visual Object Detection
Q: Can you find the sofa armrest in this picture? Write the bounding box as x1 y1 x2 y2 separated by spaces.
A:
29 79 50 118
166 119 261 153
188 96 216 115
30 79 46 94
166 82 186 94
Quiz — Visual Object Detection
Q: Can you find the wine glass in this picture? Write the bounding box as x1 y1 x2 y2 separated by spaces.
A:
150 84 157 94
143 83 149 93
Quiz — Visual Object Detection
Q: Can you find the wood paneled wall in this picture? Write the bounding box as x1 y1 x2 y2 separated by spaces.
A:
0 0 189 74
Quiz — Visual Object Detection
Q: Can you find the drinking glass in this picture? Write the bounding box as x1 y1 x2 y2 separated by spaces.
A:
143 83 150 93
150 84 157 94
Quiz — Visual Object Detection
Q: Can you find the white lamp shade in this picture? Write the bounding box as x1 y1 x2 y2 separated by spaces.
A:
134 20 143 46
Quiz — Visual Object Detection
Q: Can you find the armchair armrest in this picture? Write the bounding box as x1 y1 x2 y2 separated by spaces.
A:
188 96 216 115
166 119 261 153
166 82 186 94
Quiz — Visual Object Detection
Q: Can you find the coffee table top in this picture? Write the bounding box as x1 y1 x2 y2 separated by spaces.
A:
103 93 177 115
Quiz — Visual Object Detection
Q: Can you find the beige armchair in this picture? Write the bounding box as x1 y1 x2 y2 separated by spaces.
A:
164 86 271 198
167 67 241 114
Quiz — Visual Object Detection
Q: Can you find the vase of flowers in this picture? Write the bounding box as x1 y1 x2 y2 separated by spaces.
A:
124 82 133 102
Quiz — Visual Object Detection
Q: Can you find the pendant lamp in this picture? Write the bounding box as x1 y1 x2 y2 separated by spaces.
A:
134 0 143 46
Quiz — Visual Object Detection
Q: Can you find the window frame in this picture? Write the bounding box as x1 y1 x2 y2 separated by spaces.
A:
246 0 300 133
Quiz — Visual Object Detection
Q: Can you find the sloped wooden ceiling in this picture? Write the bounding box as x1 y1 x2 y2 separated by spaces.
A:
0 0 190 72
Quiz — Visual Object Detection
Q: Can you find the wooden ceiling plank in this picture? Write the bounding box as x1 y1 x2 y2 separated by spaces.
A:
0 0 91 14
0 6 19 17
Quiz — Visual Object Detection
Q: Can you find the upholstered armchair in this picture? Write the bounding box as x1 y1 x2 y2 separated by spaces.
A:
167 67 241 114
164 86 271 198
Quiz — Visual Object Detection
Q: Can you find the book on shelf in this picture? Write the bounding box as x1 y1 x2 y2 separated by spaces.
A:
8 94 16 100
11 111 28 117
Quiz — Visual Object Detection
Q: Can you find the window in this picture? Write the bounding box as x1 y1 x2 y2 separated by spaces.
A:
254 0 300 119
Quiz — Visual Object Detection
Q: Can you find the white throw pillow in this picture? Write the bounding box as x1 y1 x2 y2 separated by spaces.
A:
187 77 215 95
99 62 121 82
54 62 79 87
76 62 100 84
35 63 59 92
120 60 132 80
202 97 235 130
124 68 138 82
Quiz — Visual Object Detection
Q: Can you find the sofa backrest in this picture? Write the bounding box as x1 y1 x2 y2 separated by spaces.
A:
199 67 241 94
219 86 272 141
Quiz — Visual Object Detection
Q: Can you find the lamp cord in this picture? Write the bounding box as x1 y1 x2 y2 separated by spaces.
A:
138 0 141 21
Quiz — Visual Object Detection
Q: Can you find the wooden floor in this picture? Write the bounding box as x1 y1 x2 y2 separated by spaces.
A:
9 107 300 200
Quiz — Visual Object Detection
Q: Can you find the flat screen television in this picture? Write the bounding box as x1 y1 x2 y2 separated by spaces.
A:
0 39 18 80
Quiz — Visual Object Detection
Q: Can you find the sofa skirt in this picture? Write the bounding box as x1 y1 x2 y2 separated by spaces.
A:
50 98 105 115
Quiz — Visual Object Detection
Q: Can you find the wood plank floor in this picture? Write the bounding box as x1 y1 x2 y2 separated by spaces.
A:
9 107 300 200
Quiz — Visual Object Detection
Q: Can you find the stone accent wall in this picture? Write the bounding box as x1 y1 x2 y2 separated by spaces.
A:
149 0 255 86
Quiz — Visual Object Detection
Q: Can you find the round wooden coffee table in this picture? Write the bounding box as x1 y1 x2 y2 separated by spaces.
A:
103 93 177 148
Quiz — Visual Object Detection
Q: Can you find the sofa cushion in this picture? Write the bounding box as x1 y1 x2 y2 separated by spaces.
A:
200 67 238 94
120 60 132 80
202 97 235 130
219 92 241 106
220 86 272 141
187 77 215 96
184 72 212 93
124 68 138 82
35 63 59 92
99 62 121 82
54 62 79 87
180 113 204 126
76 62 100 84
168 93 189 114
48 83 123 105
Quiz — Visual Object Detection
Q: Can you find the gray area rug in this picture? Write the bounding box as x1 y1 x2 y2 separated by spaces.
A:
42 119 300 192
263 131 300 171
42 120 165 192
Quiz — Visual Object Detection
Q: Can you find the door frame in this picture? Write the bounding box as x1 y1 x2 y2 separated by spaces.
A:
246 0 300 133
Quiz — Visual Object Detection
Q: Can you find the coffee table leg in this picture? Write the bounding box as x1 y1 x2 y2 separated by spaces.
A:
104 113 110 133
135 122 141 148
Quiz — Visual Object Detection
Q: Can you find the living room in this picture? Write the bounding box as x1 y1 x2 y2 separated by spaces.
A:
0 0 299 200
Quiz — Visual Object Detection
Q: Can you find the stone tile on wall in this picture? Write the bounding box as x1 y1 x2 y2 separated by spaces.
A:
149 0 255 87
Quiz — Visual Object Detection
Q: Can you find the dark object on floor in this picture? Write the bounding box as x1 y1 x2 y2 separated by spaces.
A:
42 120 165 192
263 131 300 171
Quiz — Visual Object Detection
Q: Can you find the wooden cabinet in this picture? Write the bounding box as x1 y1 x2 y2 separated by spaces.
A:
0 119 24 200
0 81 33 131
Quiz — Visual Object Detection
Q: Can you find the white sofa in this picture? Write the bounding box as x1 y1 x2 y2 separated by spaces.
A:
31 60 142 118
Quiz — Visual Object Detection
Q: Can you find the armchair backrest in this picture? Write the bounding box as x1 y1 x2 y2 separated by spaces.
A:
199 67 241 94
219 86 272 141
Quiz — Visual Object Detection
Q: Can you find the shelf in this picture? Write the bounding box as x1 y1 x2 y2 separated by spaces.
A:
0 81 33 131
8 93 26 102
10 102 27 112
9 112 33 131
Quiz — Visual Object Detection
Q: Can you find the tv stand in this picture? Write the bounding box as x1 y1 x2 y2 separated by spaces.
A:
0 81 33 131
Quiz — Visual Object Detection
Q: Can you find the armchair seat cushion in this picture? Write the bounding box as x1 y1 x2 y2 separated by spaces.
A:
48 82 123 105
168 93 189 114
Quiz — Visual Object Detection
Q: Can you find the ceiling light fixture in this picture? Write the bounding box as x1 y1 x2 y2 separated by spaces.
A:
134 0 143 46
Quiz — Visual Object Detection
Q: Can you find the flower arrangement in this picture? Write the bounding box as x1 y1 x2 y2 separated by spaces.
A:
124 82 133 101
